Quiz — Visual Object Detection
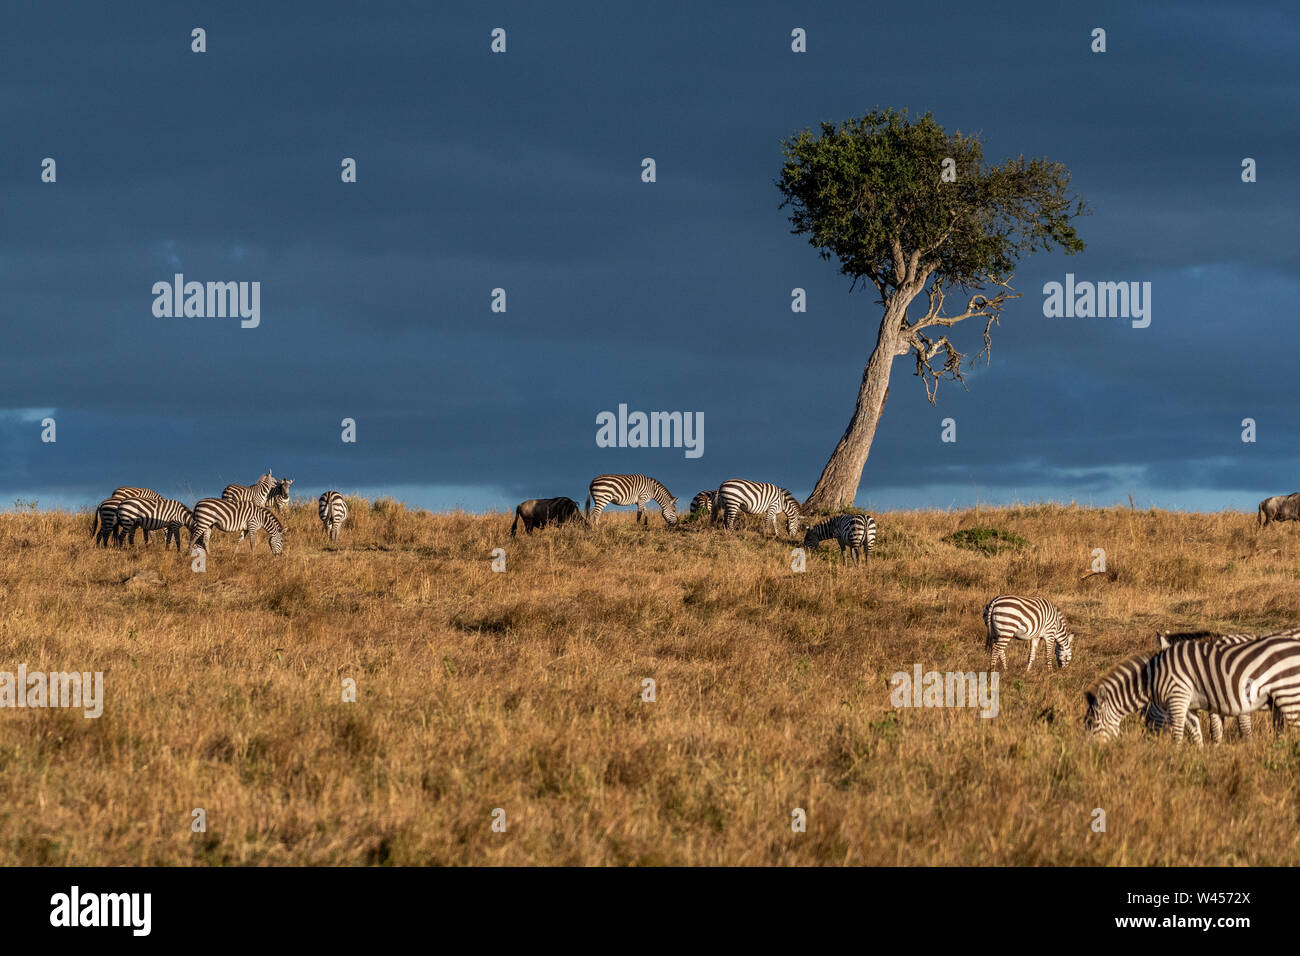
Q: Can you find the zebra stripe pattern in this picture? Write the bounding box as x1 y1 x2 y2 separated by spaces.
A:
713 479 801 536
802 514 876 565
221 470 277 507
92 486 165 544
585 474 679 526
114 497 194 551
689 490 714 516
319 491 349 542
191 498 286 554
1090 631 1300 743
1084 647 1207 743
264 478 293 512
983 596 1074 671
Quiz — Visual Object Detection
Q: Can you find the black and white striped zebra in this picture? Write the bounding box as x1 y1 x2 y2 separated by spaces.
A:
983 595 1074 671
801 514 877 565
689 490 714 517
712 479 801 537
114 497 194 551
1148 630 1299 741
318 491 349 542
191 498 286 554
1093 631 1300 744
221 470 276 507
1084 648 1207 744
91 487 164 544
585 474 679 526
264 478 293 512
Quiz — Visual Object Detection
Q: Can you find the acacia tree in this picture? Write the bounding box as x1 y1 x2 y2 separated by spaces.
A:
778 108 1087 512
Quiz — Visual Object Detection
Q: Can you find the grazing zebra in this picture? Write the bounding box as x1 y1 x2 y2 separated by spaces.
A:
983 596 1074 671
1084 649 1206 744
91 486 164 543
585 474 679 527
802 514 877 565
318 491 349 542
222 469 276 507
265 478 293 512
713 479 801 537
1091 631 1300 744
1150 630 1299 740
689 490 714 517
114 497 193 551
191 498 286 554
92 497 125 547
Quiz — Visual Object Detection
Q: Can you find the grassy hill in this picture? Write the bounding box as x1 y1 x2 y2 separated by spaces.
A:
1 499 1298 864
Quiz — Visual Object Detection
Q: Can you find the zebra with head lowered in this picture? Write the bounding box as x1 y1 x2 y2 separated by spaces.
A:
114 497 194 551
318 491 349 542
983 595 1074 672
802 514 876 565
191 498 286 555
585 474 679 527
92 486 165 546
689 490 714 518
1083 648 1207 744
712 479 801 537
222 469 277 507
1088 630 1300 744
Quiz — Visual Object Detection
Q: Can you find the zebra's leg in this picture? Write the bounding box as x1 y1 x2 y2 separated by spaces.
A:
1185 713 1203 745
840 543 848 565
1026 637 1039 672
1208 713 1224 744
1167 696 1194 744
1237 711 1253 740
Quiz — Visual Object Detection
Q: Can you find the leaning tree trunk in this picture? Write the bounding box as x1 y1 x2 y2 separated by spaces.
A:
803 302 907 512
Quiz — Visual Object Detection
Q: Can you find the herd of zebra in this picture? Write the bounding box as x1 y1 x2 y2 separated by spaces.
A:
89 470 351 558
983 594 1300 745
511 473 879 565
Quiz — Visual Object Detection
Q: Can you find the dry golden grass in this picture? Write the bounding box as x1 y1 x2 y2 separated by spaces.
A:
2 499 1300 865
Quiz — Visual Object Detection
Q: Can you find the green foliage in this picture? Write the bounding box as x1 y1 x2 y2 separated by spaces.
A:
777 108 1087 294
943 527 1028 556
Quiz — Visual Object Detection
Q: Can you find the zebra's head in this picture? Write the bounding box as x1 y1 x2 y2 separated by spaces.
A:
1054 633 1075 668
662 498 679 526
267 519 286 555
1083 688 1123 740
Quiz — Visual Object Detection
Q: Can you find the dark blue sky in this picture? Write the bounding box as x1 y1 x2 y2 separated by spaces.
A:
3 1 1296 513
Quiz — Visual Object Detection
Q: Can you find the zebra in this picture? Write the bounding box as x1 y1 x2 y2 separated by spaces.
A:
91 486 164 544
1149 630 1300 741
1090 631 1300 744
191 498 286 554
983 596 1074 671
1084 648 1206 744
221 469 276 507
319 491 349 542
712 479 801 537
801 514 876 565
265 478 293 512
114 497 193 551
689 490 714 517
585 474 679 527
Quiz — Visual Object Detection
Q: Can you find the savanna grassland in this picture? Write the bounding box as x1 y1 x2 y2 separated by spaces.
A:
2 500 1300 865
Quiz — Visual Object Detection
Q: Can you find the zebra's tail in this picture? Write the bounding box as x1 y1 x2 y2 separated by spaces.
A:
584 493 591 518
983 605 995 651
510 509 520 539
1258 503 1267 528
90 508 100 538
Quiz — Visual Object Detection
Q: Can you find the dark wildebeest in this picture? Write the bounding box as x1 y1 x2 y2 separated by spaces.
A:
1258 493 1300 528
511 497 582 537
